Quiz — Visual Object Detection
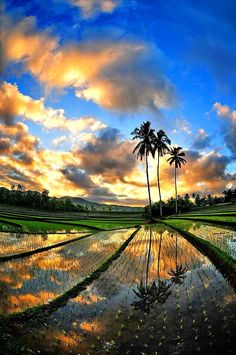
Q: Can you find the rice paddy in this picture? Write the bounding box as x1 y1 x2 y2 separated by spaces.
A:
0 207 235 354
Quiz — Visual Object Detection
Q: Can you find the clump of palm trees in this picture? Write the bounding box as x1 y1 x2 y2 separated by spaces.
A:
131 121 186 219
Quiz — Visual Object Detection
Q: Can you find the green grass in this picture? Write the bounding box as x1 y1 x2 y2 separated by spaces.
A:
169 215 236 227
181 202 236 214
60 219 142 230
0 208 144 233
0 218 91 233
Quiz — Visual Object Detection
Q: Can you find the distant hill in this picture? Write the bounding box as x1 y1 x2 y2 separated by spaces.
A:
60 196 143 212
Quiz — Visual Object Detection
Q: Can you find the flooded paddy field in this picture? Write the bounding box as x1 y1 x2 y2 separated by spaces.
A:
0 224 235 354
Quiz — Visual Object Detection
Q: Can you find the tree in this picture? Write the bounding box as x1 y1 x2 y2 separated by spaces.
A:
167 146 186 214
131 121 155 220
152 130 171 218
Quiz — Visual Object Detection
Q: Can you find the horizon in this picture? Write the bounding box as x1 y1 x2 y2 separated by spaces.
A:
0 0 236 206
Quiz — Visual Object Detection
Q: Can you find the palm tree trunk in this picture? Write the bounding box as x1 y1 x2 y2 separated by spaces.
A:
157 152 162 217
157 232 163 285
175 234 178 269
175 165 178 214
146 227 152 287
146 152 152 219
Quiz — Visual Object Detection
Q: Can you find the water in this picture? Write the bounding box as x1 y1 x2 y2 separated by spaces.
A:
2 225 234 354
0 232 88 258
187 222 236 259
0 228 135 313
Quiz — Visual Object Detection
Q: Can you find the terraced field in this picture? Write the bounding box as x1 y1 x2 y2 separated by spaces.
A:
0 207 235 354
0 221 236 354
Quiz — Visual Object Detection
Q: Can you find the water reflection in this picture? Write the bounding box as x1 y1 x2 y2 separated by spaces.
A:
132 227 172 312
1 226 235 354
0 231 88 258
168 233 187 285
187 222 236 259
0 229 135 313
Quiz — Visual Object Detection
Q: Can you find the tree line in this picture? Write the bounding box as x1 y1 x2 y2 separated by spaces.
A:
131 121 235 219
0 185 85 212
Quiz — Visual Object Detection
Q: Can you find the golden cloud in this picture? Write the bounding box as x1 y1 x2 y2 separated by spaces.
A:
1 13 177 111
0 82 106 132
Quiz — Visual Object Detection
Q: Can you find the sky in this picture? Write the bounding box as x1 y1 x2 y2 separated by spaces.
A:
0 0 236 206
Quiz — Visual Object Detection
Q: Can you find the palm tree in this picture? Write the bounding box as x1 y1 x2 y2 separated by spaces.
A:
131 121 155 220
167 147 186 214
168 233 187 285
152 130 171 218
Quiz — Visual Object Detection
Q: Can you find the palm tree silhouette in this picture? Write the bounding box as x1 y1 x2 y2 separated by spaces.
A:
168 233 187 285
132 227 156 313
131 121 155 221
167 146 186 214
152 130 171 218
132 228 171 313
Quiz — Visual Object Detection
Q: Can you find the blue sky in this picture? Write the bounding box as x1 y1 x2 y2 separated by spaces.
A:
0 0 235 204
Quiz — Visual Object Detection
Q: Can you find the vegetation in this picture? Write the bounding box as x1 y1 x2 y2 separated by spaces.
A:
152 129 171 217
170 215 236 228
167 146 186 213
132 121 155 220
144 194 194 217
0 185 85 212
132 121 188 219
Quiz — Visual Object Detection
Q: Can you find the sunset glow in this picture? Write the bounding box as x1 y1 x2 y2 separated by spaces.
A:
0 1 235 206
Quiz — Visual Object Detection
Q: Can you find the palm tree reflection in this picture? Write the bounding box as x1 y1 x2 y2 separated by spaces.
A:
168 233 187 285
132 227 172 313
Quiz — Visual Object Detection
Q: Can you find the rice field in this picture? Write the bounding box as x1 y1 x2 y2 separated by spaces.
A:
0 218 235 354
164 219 236 260
0 228 135 314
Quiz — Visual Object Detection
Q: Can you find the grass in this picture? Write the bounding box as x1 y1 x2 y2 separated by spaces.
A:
0 208 144 233
0 218 92 233
184 202 236 214
168 215 236 228
162 219 236 289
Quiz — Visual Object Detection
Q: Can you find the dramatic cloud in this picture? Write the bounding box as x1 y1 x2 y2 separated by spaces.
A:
163 150 235 196
73 127 137 183
0 82 106 132
1 13 177 112
213 102 236 157
60 166 123 201
191 129 211 150
70 0 120 17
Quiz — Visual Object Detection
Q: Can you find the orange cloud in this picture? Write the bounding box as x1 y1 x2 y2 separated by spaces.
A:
1 13 176 112
0 82 106 132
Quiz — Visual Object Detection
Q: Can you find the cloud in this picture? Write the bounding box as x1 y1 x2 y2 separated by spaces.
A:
52 136 67 148
1 13 177 112
70 0 121 17
73 127 137 183
172 119 192 135
191 128 211 150
60 166 123 200
0 82 106 132
165 150 235 196
213 102 236 157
